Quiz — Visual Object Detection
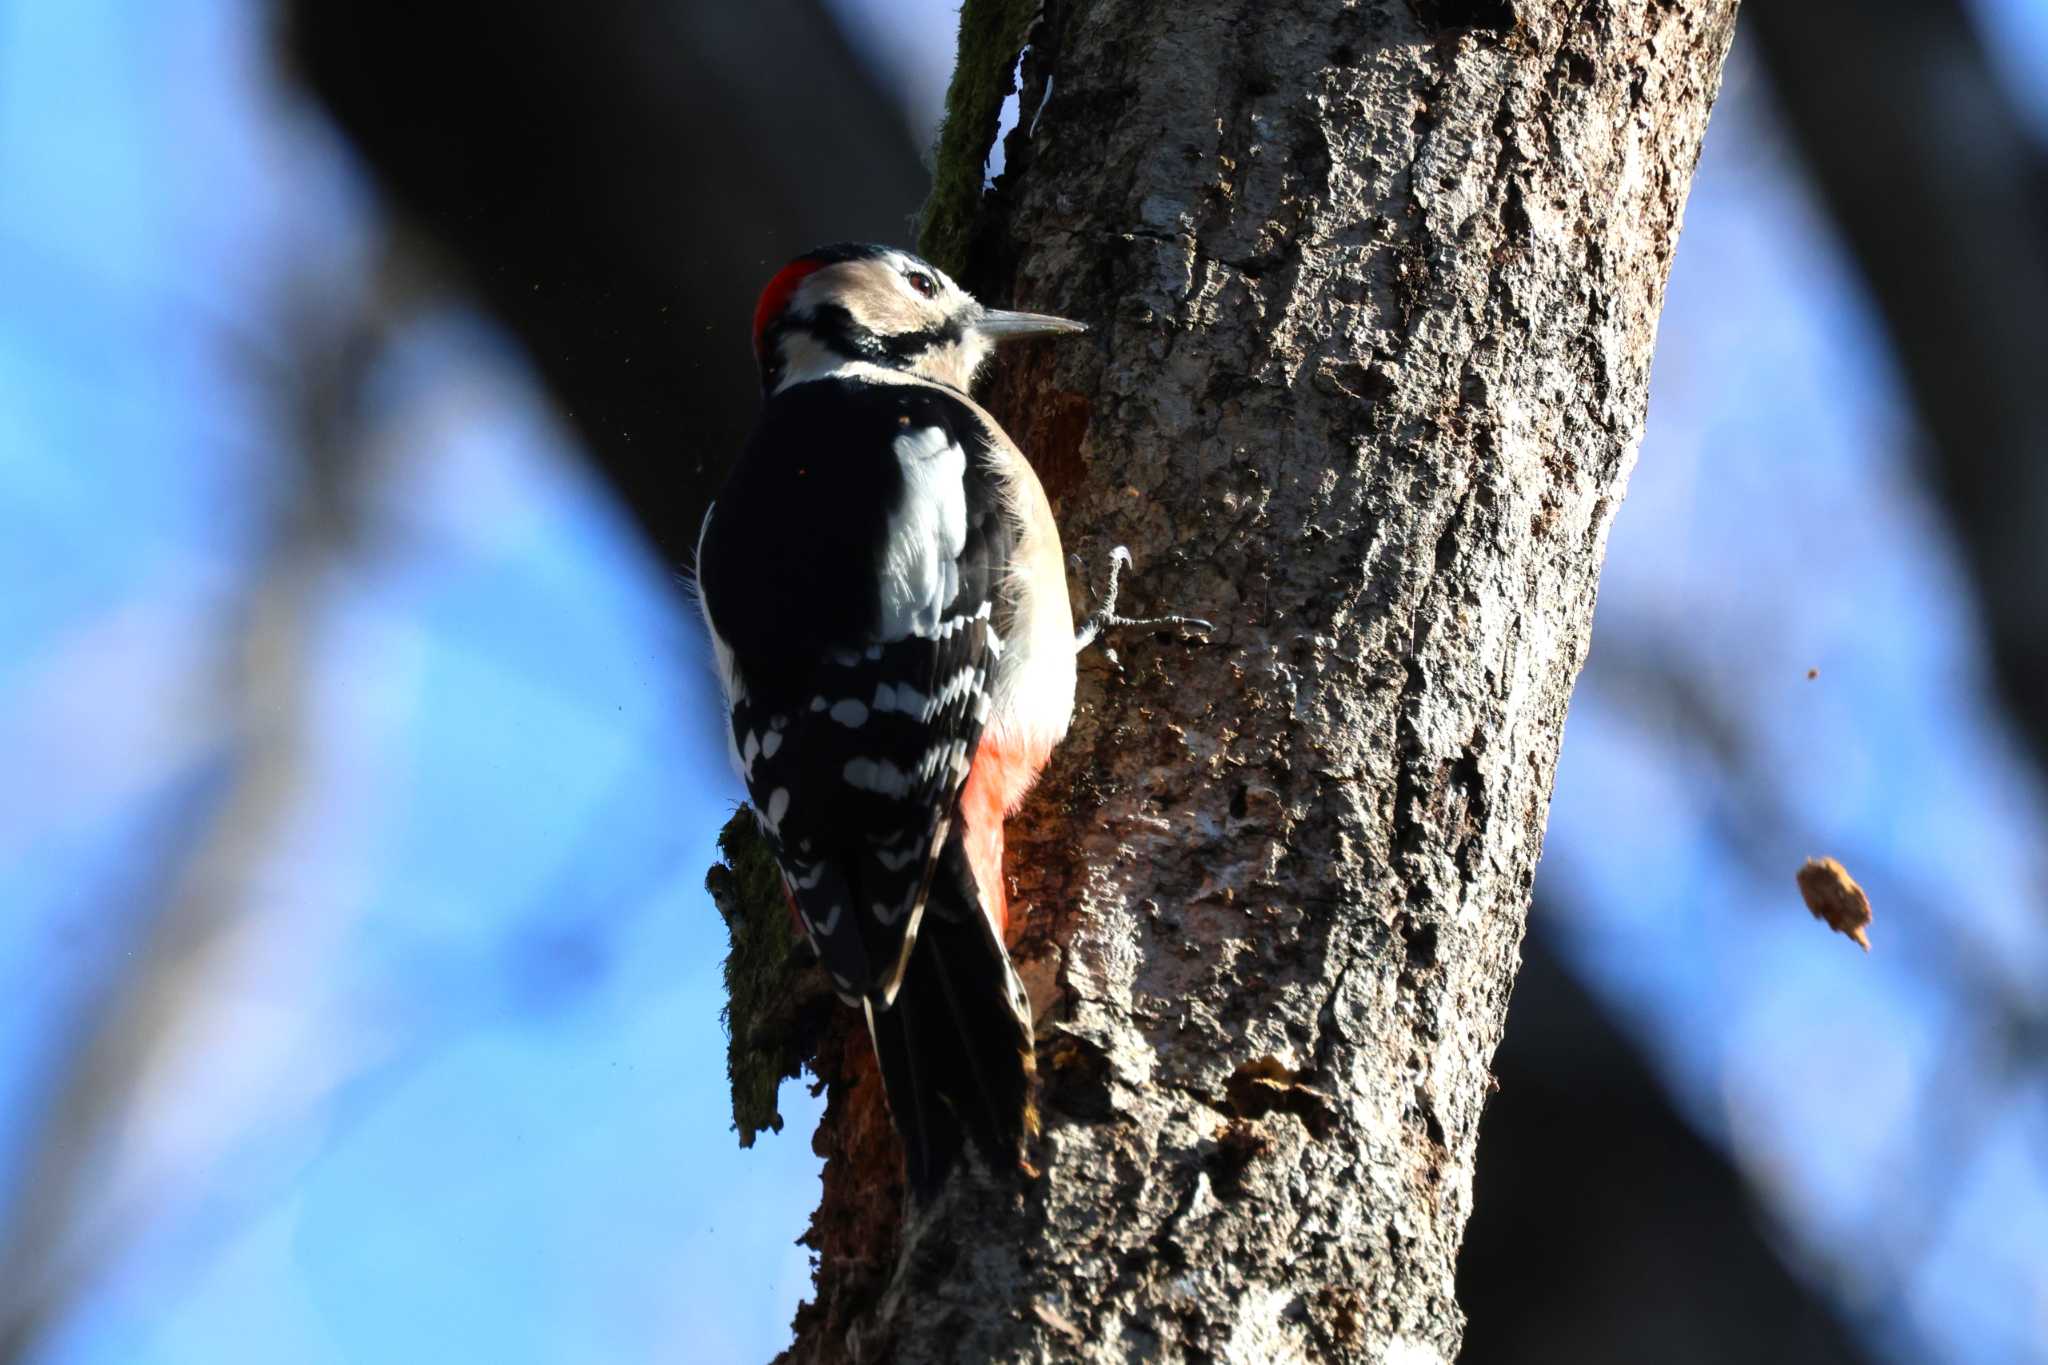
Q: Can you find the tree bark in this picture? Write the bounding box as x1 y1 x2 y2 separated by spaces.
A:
781 1 1738 1360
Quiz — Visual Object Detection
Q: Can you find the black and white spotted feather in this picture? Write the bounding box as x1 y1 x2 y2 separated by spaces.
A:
696 375 1013 1008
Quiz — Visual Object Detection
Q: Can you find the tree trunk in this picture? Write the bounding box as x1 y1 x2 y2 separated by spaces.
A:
779 1 1739 1359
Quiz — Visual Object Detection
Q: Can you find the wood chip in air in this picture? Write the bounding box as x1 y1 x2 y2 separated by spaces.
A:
1796 856 1872 951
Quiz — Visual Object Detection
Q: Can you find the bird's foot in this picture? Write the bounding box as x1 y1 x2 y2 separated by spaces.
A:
1072 545 1212 665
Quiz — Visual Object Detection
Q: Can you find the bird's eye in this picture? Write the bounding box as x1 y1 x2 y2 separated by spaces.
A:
906 271 937 299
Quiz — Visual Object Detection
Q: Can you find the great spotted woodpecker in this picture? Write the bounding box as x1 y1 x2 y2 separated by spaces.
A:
694 244 1093 1195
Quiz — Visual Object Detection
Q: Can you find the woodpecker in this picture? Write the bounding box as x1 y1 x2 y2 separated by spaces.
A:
694 243 1100 1196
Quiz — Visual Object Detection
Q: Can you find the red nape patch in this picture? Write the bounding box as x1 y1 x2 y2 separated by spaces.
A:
752 258 827 357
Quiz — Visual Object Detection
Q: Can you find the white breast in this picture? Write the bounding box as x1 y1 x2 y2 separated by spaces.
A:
977 414 1077 799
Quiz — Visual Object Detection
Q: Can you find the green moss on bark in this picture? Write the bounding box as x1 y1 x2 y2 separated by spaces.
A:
707 808 828 1146
917 0 1041 275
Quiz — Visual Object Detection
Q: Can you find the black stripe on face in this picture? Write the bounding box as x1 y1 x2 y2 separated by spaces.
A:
801 304 966 369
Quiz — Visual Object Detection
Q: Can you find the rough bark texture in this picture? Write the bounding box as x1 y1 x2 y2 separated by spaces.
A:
777 2 1739 1361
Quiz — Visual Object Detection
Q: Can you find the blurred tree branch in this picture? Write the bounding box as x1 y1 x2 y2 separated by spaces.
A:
1499 634 2039 1358
1745 0 2048 768
281 0 931 564
0 239 392 1363
1459 932 1874 1365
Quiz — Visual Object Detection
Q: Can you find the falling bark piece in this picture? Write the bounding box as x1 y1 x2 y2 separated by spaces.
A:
1796 856 1873 951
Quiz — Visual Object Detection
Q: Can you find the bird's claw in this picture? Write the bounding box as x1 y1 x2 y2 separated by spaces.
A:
1073 544 1213 658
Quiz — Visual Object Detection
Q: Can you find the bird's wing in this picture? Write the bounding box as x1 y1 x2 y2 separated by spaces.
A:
700 378 1014 1005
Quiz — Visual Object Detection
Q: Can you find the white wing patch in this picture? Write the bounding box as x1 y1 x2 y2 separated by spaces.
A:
844 756 914 798
875 426 967 640
754 786 792 840
872 681 928 716
932 665 982 714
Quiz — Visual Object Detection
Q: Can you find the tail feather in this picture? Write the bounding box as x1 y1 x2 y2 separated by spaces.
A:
863 831 1036 1198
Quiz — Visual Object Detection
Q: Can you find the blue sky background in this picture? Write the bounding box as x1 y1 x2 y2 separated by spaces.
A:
1 1 2043 1361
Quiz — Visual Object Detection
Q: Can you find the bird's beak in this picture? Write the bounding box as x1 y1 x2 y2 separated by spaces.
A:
974 307 1089 341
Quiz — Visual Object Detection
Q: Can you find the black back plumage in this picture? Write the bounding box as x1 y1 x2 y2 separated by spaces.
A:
698 376 1014 1006
700 372 1040 1193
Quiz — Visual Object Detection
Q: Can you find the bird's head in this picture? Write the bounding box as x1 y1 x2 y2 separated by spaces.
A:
751 243 1085 393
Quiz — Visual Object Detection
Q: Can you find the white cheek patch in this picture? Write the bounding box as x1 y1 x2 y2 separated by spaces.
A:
875 426 967 640
773 331 846 392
